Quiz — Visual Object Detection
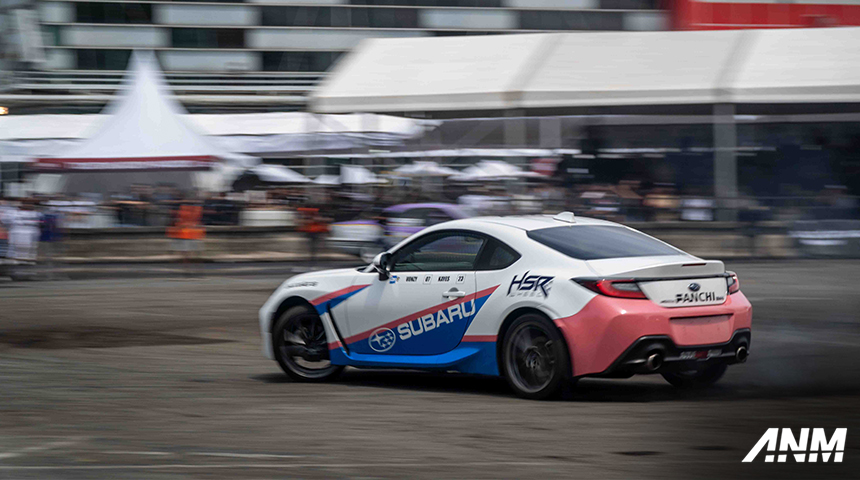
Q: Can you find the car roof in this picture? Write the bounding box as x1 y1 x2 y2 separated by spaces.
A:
435 214 623 233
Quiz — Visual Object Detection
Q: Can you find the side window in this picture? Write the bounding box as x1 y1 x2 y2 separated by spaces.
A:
391 233 485 272
476 239 521 271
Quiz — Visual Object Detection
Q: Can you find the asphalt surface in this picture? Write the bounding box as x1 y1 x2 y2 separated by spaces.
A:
1 260 859 479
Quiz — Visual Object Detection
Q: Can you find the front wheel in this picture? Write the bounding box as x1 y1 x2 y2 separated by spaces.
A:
272 305 344 382
501 314 571 400
661 363 727 388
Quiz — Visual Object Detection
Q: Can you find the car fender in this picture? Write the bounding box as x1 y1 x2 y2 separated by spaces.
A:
466 265 597 340
259 268 364 359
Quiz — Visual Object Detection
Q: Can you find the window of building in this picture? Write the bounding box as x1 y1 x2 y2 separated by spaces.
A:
518 10 623 31
75 3 153 24
350 7 419 28
261 6 334 27
262 51 343 72
171 29 245 48
261 6 419 28
76 49 132 70
599 0 660 10
349 0 503 6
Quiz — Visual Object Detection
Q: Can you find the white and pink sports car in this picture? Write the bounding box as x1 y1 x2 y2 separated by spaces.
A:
259 212 752 399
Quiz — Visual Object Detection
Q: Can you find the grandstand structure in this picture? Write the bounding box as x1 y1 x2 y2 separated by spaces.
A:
0 0 669 114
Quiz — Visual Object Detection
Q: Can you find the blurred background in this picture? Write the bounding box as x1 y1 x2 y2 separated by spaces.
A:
0 0 859 267
1 3 860 478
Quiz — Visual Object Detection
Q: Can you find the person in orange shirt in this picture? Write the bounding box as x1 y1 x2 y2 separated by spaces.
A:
297 207 328 262
167 197 205 268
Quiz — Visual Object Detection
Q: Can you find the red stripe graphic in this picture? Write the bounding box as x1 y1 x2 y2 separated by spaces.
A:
461 335 497 343
311 284 371 306
344 285 499 345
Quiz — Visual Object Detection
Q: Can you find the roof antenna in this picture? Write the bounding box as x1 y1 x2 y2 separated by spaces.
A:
553 211 576 223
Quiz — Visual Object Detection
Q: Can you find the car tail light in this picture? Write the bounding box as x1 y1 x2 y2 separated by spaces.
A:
726 272 740 294
575 279 647 299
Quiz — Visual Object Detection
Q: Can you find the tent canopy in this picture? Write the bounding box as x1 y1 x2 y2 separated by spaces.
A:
0 112 431 141
312 28 860 113
250 164 310 184
340 165 385 185
450 160 543 182
36 52 256 172
392 161 458 177
313 174 341 185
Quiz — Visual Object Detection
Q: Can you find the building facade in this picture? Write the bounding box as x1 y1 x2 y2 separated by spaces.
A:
2 0 669 113
38 0 669 72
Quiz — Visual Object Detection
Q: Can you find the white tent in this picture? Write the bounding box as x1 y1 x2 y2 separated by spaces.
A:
37 52 256 174
450 160 544 182
0 112 435 157
249 164 310 184
313 174 341 185
392 161 458 177
30 51 260 193
312 28 860 113
340 165 385 185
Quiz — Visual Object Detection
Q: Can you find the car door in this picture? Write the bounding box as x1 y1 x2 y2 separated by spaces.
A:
345 230 486 355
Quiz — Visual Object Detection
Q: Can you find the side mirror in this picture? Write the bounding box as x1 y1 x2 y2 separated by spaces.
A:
372 252 392 281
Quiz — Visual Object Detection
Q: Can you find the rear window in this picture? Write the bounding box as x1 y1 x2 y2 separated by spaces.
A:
527 225 680 260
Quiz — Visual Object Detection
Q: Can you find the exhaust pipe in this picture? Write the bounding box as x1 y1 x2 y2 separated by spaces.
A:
736 346 748 363
645 352 663 371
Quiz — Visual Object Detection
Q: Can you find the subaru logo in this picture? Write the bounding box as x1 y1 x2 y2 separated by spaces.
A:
688 282 701 292
368 327 396 352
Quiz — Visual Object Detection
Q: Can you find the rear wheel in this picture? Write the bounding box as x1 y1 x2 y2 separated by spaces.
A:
501 314 570 400
272 305 343 382
661 363 727 388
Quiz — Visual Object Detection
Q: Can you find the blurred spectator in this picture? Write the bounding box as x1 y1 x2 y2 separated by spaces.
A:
7 199 42 262
0 198 10 259
297 207 329 262
167 196 205 266
643 185 680 222
39 200 64 276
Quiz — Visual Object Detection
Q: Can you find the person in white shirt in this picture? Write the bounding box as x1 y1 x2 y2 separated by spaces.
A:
7 200 42 262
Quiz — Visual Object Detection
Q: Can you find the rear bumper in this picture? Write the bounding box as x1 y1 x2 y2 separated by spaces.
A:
554 292 753 377
590 329 750 377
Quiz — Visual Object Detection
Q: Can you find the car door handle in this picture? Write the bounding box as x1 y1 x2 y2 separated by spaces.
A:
442 289 466 298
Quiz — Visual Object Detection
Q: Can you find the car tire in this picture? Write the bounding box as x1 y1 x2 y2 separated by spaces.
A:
501 313 571 400
661 363 727 388
272 305 344 382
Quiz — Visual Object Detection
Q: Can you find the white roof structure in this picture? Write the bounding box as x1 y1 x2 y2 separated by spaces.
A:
312 28 860 113
340 165 385 185
0 112 431 141
313 174 341 185
392 161 458 177
35 52 255 172
450 160 544 182
250 164 310 184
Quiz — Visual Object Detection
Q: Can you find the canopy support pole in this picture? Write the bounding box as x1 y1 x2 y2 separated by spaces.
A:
713 103 738 221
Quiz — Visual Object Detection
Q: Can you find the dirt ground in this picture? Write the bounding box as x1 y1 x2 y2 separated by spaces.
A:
1 260 858 479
